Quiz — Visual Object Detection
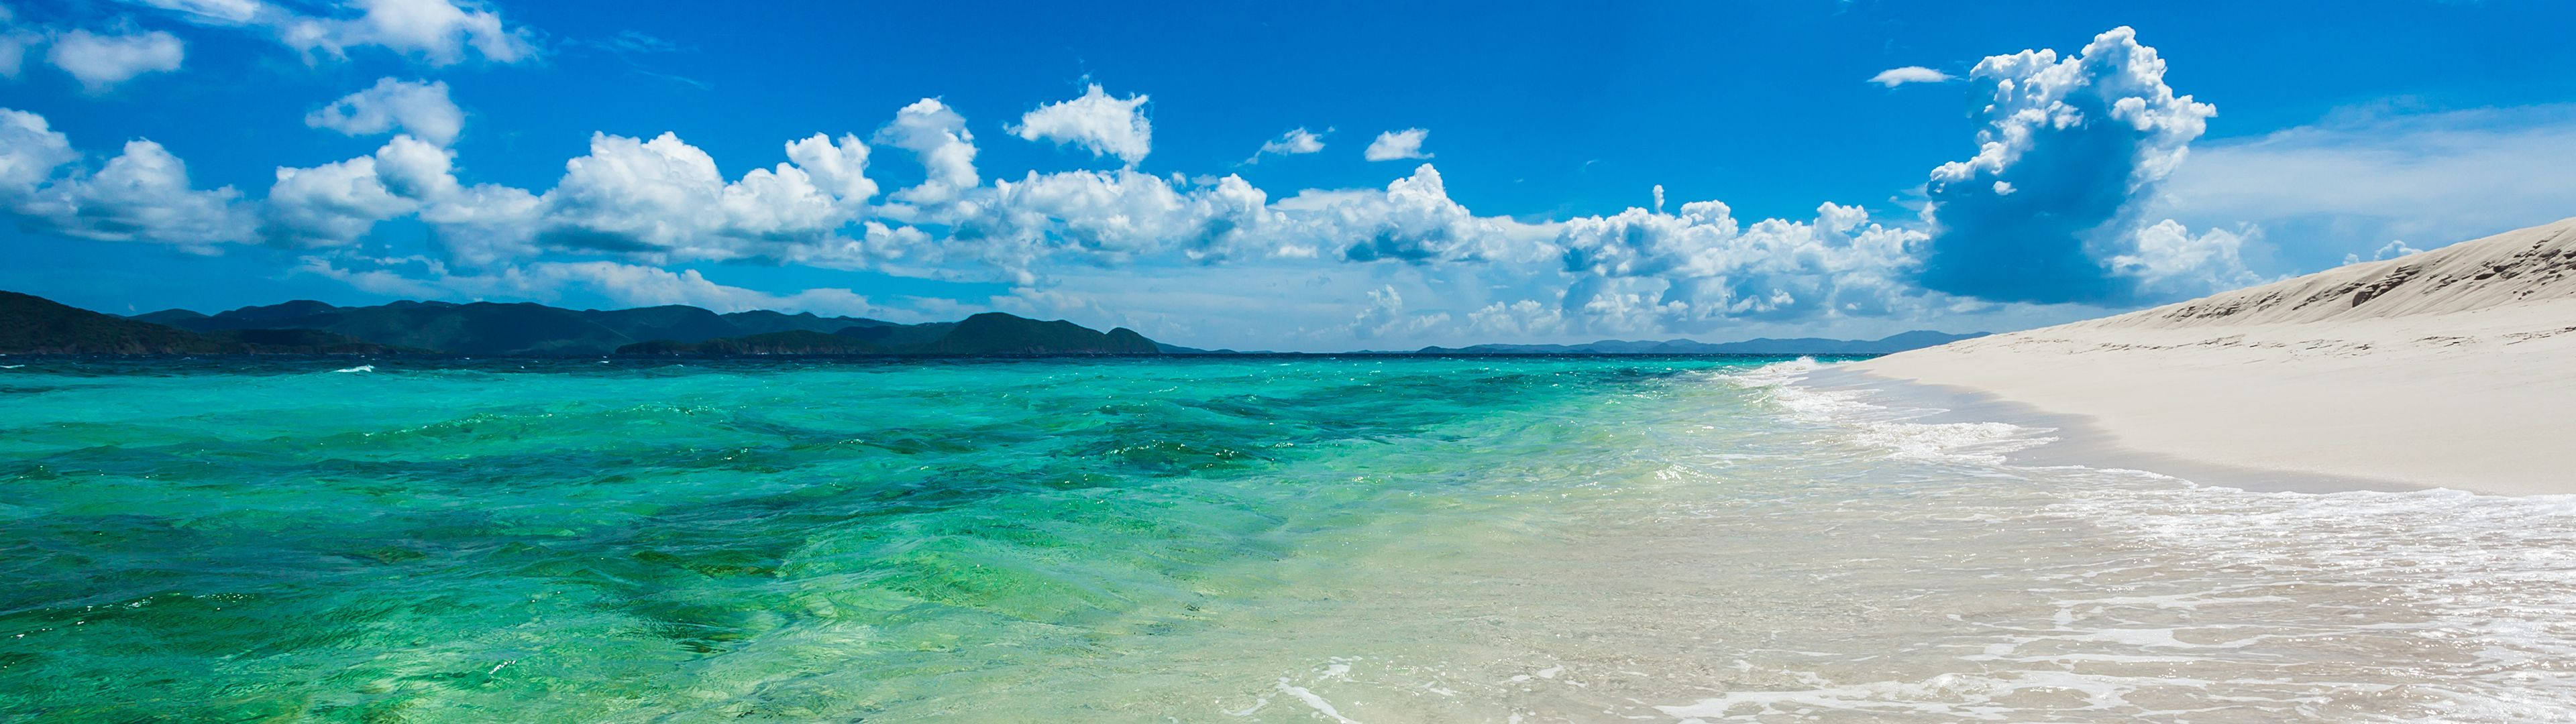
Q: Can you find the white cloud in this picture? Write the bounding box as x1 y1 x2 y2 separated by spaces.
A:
0 109 78 198
129 0 533 66
2107 219 2257 295
1271 164 1546 264
261 147 417 247
46 29 184 91
1868 66 1953 87
1244 127 1325 164
1363 127 1431 161
281 0 532 65
1008 84 1151 166
305 77 464 145
1557 200 1930 327
1347 284 1450 341
9 135 252 251
317 127 879 269
1917 25 2221 304
1468 299 1566 338
128 0 267 24
1 113 247 250
785 132 878 202
969 169 1275 280
368 132 460 198
529 131 871 262
873 98 979 214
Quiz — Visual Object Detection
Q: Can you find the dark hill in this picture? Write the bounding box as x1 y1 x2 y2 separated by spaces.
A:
211 300 341 324
622 330 883 355
620 313 1162 356
25 292 1161 357
148 298 904 355
720 309 896 335
2 291 246 354
131 308 210 326
835 321 955 348
581 305 739 344
171 300 631 355
912 313 1162 355
1 292 398 354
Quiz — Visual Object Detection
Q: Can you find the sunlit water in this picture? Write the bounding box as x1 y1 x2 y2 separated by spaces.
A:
3 356 2573 722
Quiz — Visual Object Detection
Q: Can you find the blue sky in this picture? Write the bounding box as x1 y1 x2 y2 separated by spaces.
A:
3 0 2573 350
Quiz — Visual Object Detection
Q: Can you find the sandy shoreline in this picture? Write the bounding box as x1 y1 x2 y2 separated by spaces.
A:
1801 365 2430 494
1843 218 2576 497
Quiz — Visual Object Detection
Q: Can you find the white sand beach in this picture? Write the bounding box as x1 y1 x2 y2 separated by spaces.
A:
1850 217 2576 495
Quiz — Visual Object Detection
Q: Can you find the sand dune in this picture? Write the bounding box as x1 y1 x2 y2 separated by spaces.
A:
1850 217 2576 495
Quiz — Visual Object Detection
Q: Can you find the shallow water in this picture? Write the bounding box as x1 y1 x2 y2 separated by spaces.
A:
2 356 2572 722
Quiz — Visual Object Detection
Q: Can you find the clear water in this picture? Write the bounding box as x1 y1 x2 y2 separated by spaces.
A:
3 357 2573 722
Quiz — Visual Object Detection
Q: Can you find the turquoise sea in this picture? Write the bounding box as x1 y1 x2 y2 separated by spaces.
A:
5 357 2575 722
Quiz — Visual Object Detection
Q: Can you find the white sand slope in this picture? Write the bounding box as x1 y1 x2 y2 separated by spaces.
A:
1852 217 2576 495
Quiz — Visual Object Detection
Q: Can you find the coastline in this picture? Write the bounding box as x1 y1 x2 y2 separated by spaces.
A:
1825 218 2576 497
1833 299 2576 497
1800 365 2430 494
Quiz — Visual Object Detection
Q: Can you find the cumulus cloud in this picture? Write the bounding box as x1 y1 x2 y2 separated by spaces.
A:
1363 127 1431 161
1917 25 2220 304
874 98 979 214
785 132 878 202
286 127 880 268
966 169 1275 280
305 77 464 145
260 147 417 247
0 109 78 198
1008 84 1151 166
529 130 873 261
282 0 532 64
1 122 252 251
46 29 184 91
1558 200 1929 329
131 0 533 66
1468 298 1566 338
2108 219 2257 295
1347 285 1450 341
1868 66 1953 87
1271 164 1542 264
1244 127 1325 164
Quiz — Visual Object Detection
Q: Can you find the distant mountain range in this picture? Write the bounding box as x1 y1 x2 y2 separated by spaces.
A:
3 291 1162 356
2 289 1983 357
619 312 1160 355
2 292 406 355
1413 330 1988 355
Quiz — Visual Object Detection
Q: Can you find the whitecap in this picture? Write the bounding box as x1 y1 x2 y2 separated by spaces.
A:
1717 359 2057 464
333 365 375 373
